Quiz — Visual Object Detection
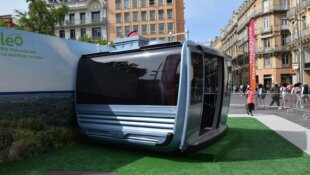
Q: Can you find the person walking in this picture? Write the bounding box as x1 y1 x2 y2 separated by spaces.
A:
302 83 309 103
280 83 288 109
292 83 304 109
270 83 280 109
257 84 266 109
246 86 255 116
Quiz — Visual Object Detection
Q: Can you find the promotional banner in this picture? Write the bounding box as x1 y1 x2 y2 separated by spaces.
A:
248 18 256 92
0 27 105 163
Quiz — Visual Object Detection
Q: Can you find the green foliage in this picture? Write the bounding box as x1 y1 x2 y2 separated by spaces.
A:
0 129 13 150
0 21 6 27
15 0 69 35
38 128 76 150
16 118 46 131
79 34 114 46
12 25 25 31
0 94 78 164
9 137 43 161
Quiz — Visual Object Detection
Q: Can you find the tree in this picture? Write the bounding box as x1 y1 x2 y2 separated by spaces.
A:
15 0 69 35
79 34 112 46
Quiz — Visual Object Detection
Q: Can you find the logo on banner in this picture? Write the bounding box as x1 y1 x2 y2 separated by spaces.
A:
0 32 23 47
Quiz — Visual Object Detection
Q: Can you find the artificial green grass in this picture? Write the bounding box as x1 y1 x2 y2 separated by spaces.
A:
1 117 310 175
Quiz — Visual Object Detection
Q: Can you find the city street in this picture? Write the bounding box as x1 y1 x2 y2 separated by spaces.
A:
230 93 310 129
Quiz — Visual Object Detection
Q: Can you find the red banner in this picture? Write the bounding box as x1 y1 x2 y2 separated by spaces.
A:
248 18 256 92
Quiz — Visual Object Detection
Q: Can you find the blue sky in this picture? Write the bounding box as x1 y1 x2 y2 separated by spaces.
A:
0 0 244 42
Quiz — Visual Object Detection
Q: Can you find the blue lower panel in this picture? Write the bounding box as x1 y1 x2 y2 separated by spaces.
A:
77 104 177 147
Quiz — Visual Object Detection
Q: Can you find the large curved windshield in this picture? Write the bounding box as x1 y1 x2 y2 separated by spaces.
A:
76 47 182 106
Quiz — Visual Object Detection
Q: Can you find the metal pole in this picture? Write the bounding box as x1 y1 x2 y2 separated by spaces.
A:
185 29 189 40
296 0 304 83
169 31 173 42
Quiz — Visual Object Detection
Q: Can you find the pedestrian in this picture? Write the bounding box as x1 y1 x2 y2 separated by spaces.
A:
280 83 288 109
270 83 280 109
302 83 309 103
257 84 266 109
291 83 304 109
246 86 255 116
242 84 247 95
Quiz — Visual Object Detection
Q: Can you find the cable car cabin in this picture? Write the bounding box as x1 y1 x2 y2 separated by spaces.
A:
76 40 232 152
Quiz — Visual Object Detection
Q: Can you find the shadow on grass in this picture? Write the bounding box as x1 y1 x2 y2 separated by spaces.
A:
218 128 307 162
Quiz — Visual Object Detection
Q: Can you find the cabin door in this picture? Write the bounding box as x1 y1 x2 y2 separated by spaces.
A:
199 54 223 135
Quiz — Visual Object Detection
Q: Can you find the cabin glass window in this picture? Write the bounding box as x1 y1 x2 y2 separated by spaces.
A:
76 47 182 106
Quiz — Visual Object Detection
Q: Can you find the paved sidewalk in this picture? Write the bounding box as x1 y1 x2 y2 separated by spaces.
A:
230 106 310 129
229 114 310 155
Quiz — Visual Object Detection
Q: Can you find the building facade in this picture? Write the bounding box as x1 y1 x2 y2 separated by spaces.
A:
46 0 108 41
108 0 185 41
0 15 16 28
288 0 310 84
214 0 292 87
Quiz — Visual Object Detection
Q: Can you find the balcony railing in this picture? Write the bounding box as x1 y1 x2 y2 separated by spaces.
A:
235 5 290 33
61 17 106 27
280 25 289 30
261 26 273 34
256 46 290 54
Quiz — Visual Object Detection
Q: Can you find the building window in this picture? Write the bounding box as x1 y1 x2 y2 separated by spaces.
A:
149 0 155 6
141 11 147 21
282 34 288 46
167 0 173 4
132 12 139 21
282 54 290 66
115 0 121 9
125 26 131 36
150 10 156 20
69 13 75 25
92 27 101 40
92 11 100 23
116 13 122 22
263 0 269 12
116 26 122 37
158 0 164 5
124 0 130 8
150 24 156 34
167 23 173 32
263 16 269 30
264 57 271 68
132 0 138 8
159 23 165 33
133 25 139 33
167 9 173 19
159 37 165 41
142 24 148 34
158 10 164 19
124 12 130 22
263 39 270 48
80 28 86 37
281 16 288 27
59 30 65 38
140 0 146 7
280 0 287 9
80 13 85 24
70 29 76 39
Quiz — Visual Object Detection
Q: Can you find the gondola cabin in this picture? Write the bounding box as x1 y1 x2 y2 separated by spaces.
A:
76 37 232 152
